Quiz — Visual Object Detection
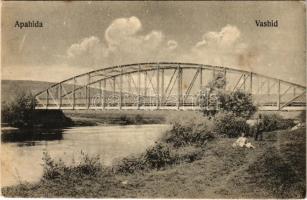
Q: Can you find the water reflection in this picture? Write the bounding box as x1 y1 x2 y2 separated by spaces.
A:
1 124 170 187
1 128 64 143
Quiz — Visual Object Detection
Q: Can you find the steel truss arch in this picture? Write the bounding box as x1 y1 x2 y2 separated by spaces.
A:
35 62 306 111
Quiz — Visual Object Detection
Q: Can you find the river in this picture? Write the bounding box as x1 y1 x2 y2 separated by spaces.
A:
1 124 170 187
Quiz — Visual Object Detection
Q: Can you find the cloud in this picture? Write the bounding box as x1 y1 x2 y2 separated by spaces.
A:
105 16 142 45
66 21 257 72
167 40 178 50
66 16 178 68
66 36 109 67
67 36 100 58
182 24 258 70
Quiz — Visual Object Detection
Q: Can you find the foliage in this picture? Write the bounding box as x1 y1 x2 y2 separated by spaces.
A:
74 151 102 176
42 151 102 180
213 112 250 138
164 119 215 147
42 152 68 180
208 71 226 91
298 111 306 123
2 91 36 127
199 74 257 118
144 142 175 170
217 90 257 119
118 114 145 125
114 155 147 174
258 114 295 132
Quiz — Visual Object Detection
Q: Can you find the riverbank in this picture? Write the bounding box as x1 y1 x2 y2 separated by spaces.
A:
64 110 202 126
2 128 305 198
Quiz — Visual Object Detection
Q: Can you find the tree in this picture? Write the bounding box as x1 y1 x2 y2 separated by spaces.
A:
199 71 226 116
2 91 37 127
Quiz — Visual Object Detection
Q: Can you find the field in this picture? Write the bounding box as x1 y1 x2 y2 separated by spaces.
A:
2 128 305 198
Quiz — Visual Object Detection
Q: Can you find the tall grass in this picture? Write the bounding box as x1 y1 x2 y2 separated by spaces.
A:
42 151 104 180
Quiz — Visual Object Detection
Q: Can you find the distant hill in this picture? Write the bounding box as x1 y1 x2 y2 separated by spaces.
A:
1 80 55 103
1 80 133 104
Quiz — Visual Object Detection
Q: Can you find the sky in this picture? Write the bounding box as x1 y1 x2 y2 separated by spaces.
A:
1 1 306 86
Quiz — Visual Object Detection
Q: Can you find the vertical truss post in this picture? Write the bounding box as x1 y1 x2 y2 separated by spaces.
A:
156 65 160 109
128 74 132 94
103 80 106 109
144 71 147 97
199 67 203 107
223 68 227 90
59 84 62 108
85 83 87 108
46 89 49 109
99 80 102 108
138 65 141 109
73 77 76 109
161 69 164 107
277 80 280 110
87 74 91 109
177 65 182 110
119 67 123 110
199 67 203 91
112 77 116 107
243 74 246 91
250 72 253 94
267 79 271 105
85 74 90 109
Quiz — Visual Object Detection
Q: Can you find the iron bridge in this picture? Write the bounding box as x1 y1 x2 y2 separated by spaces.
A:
35 62 306 111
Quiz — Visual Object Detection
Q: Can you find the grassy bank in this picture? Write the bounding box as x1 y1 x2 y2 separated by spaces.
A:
64 110 203 126
2 126 305 198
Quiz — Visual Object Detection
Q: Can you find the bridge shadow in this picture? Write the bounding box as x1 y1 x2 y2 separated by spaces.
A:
1 128 64 143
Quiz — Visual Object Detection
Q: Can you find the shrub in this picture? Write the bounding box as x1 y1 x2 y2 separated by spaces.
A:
114 155 147 174
42 152 68 180
213 112 249 138
144 142 175 170
2 91 36 127
42 151 103 180
299 111 306 123
217 90 257 119
134 114 144 124
164 121 214 147
74 151 102 176
259 114 295 132
118 114 133 125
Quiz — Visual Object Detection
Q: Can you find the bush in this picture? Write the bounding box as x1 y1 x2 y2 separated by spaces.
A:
259 114 295 132
213 112 249 138
299 111 306 123
42 152 68 180
2 91 36 127
134 114 144 124
144 142 175 170
114 155 147 174
164 120 214 147
42 151 103 180
217 90 257 119
74 151 102 176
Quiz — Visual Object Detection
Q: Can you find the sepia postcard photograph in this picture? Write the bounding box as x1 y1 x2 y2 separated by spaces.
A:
1 1 306 198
